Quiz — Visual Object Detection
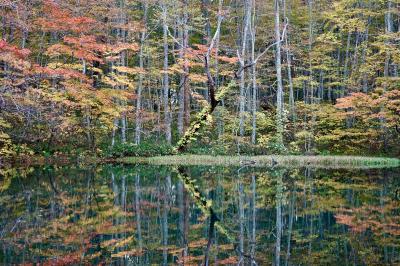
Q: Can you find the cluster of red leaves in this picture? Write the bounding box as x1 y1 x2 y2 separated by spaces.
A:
47 36 106 62
336 91 400 125
0 40 30 59
36 0 96 33
31 64 89 81
0 40 31 72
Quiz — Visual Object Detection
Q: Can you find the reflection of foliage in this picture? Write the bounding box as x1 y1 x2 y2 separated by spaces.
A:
0 165 399 265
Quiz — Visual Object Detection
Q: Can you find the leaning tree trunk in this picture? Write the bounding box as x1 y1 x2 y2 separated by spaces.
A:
174 0 287 153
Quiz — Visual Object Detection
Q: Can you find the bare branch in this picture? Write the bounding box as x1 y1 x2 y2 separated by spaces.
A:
235 20 288 79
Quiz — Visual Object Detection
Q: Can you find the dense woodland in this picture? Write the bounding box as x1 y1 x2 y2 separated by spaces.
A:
1 0 400 162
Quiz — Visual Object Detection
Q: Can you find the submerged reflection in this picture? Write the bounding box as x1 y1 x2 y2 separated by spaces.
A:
0 165 399 265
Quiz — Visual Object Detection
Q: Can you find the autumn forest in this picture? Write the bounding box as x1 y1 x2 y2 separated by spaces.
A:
0 0 399 162
1 1 400 265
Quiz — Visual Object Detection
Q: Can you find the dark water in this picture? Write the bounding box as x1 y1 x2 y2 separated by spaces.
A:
0 164 399 265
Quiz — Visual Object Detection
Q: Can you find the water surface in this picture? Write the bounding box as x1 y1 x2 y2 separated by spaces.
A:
0 164 399 265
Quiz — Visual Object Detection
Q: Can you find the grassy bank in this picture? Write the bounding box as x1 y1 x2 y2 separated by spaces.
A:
118 155 400 169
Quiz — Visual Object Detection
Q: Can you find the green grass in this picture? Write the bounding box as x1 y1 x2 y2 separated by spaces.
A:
117 155 400 169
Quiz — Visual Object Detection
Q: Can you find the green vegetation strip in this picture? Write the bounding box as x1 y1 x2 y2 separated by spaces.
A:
118 155 400 169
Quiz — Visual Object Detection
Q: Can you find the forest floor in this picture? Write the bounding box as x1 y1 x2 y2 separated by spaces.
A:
117 155 400 169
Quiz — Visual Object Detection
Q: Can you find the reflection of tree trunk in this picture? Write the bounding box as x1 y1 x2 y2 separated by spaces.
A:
275 170 283 266
111 172 119 206
380 174 388 263
238 179 245 265
135 173 143 251
204 208 219 266
120 174 126 260
162 175 170 265
111 171 119 256
183 186 189 261
250 174 257 264
178 180 188 264
121 175 126 211
285 186 295 266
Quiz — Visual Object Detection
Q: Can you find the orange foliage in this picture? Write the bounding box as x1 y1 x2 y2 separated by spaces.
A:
36 0 96 33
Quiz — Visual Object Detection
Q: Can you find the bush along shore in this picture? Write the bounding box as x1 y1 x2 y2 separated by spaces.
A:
118 155 400 169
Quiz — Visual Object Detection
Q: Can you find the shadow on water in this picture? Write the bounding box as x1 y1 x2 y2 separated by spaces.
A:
0 164 399 265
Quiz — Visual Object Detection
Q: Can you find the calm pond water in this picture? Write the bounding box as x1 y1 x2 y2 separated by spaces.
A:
0 164 399 265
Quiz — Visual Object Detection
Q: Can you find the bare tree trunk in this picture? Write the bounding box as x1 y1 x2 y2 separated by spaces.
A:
342 31 351 98
111 119 118 147
306 0 315 153
239 0 251 137
162 2 172 144
275 0 285 144
177 2 190 136
381 0 393 151
135 3 148 145
121 113 127 143
177 19 185 136
283 0 295 122
361 23 370 93
183 0 190 132
250 0 258 144
214 12 224 139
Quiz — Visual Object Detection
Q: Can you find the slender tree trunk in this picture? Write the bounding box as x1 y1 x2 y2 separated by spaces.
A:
183 0 190 131
361 23 370 93
162 3 172 144
250 0 258 145
283 2 295 123
274 0 285 144
121 113 127 143
135 3 148 145
177 18 185 135
239 0 251 137
342 32 351 98
177 2 190 136
111 119 118 146
381 0 393 151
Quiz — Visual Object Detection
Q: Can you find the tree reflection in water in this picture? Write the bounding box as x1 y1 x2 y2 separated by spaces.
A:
0 165 399 265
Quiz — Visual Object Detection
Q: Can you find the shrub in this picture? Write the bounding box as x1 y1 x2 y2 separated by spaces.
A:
105 141 173 158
